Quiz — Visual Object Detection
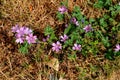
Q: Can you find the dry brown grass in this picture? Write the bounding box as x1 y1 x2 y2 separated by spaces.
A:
0 0 106 32
1 0 61 32
108 70 120 80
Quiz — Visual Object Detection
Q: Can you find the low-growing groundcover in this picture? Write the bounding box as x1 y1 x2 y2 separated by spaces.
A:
0 0 120 80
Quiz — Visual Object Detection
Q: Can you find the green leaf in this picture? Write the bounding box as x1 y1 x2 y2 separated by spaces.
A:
68 53 77 61
105 49 114 60
114 52 120 57
64 24 72 34
64 24 76 35
19 42 29 54
104 0 112 6
73 6 81 13
72 6 83 21
56 12 64 21
60 0 68 7
89 18 95 23
100 18 108 27
102 37 110 47
44 26 57 43
63 39 73 48
103 14 110 19
111 11 116 18
70 31 79 41
44 25 54 36
94 1 104 9
116 6 120 13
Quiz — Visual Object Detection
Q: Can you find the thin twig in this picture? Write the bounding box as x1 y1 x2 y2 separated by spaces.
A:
7 57 13 71
0 68 9 79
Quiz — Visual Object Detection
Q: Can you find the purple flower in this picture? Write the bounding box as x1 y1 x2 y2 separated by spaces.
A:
42 38 47 42
46 35 50 40
52 41 62 52
24 27 32 34
15 37 24 44
60 34 68 42
15 33 24 38
72 43 82 51
16 27 26 36
75 21 79 26
11 25 19 32
26 34 37 44
83 24 93 32
114 44 120 52
58 6 68 14
70 17 79 26
42 35 50 42
65 24 68 28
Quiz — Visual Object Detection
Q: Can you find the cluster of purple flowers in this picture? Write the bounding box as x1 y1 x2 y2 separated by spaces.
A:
52 5 118 53
52 6 92 53
52 41 82 53
58 5 93 32
51 34 69 52
11 25 37 44
51 33 82 52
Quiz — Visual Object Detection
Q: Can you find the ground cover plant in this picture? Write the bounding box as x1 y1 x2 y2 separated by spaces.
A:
0 0 120 80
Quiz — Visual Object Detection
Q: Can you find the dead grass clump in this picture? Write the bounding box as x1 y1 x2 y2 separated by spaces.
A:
1 0 107 32
1 0 61 32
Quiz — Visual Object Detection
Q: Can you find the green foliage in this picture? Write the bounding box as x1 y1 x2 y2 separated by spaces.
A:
62 6 99 56
44 25 54 36
105 49 114 60
19 41 30 54
67 53 77 61
45 1 120 60
114 51 120 57
105 45 120 60
94 0 104 8
60 0 68 7
94 0 112 9
92 2 120 60
64 23 73 35
72 6 83 21
99 18 108 28
72 6 86 29
44 25 57 43
102 37 110 47
56 12 64 21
